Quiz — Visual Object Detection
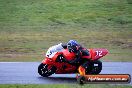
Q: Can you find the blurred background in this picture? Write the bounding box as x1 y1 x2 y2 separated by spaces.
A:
0 0 132 62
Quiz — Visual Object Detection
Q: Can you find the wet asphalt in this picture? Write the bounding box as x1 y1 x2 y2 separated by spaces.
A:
0 62 132 84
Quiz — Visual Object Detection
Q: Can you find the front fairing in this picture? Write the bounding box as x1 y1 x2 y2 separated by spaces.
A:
46 43 64 58
62 49 76 61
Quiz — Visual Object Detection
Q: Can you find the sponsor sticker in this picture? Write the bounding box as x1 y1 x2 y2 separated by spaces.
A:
77 74 131 84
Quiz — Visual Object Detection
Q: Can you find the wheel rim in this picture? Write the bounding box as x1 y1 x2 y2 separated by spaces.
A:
91 62 102 74
39 64 50 76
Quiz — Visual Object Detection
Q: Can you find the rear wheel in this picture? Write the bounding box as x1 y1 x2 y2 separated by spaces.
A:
90 60 102 74
38 63 56 77
82 60 102 75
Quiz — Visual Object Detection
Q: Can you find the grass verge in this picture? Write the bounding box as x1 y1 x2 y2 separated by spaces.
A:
0 0 132 61
0 84 132 88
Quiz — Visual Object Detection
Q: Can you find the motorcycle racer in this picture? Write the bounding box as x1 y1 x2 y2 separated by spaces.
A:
57 40 91 75
38 40 107 77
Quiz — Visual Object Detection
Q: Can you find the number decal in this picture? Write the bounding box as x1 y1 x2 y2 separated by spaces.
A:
95 51 102 57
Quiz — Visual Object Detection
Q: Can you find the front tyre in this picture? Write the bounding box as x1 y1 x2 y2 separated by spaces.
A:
38 63 56 77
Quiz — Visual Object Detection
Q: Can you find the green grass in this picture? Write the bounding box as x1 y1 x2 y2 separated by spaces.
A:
0 0 132 61
0 84 132 88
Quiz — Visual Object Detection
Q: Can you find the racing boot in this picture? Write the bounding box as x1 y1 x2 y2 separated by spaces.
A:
78 66 86 76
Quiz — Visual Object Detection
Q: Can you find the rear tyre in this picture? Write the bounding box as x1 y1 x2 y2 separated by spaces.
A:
38 63 56 77
91 60 102 74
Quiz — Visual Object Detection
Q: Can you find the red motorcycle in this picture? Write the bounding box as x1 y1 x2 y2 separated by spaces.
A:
38 44 108 77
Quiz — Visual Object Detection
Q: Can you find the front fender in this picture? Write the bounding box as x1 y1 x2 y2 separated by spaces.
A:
42 58 54 65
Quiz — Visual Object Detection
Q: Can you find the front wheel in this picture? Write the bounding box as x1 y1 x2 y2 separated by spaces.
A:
38 63 56 77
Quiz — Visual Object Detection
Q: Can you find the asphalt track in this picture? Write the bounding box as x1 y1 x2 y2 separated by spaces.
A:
0 62 132 84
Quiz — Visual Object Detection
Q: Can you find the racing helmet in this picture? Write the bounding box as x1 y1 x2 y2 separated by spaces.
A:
67 40 79 53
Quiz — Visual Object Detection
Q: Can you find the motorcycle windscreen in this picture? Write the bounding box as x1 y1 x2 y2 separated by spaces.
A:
46 43 64 58
89 48 109 60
